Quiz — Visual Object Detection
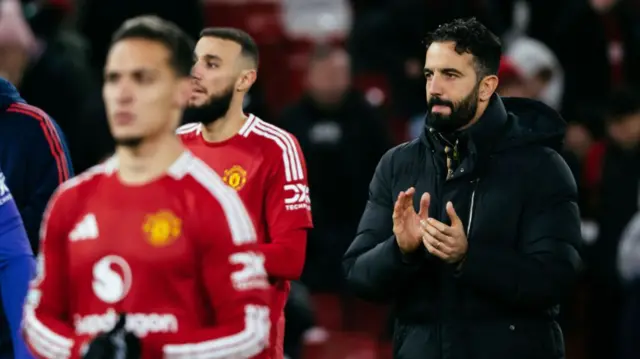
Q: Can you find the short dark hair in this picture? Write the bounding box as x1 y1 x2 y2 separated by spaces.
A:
199 27 259 68
111 15 194 77
424 18 502 79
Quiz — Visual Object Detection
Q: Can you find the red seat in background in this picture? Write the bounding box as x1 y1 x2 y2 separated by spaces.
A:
303 331 378 359
310 293 343 331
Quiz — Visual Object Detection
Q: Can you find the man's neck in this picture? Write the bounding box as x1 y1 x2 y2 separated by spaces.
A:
201 103 247 143
115 134 184 186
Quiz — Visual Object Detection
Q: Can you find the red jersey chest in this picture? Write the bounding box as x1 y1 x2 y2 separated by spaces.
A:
186 140 270 241
65 180 207 332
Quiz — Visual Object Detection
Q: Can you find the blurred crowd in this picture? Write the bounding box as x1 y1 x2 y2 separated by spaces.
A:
1 0 639 358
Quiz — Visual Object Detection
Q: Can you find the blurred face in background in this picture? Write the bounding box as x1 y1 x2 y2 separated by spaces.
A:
0 45 29 86
190 36 246 124
607 112 640 150
103 38 189 147
306 49 351 109
424 41 483 133
590 0 618 13
0 0 35 86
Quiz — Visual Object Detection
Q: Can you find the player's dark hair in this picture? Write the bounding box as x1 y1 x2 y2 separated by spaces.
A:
111 15 194 77
199 27 259 68
424 17 502 79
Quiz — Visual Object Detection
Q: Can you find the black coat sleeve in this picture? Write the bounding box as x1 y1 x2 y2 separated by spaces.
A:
457 149 582 309
342 148 424 302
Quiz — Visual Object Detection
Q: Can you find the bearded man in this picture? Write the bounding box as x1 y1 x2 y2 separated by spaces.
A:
343 17 582 359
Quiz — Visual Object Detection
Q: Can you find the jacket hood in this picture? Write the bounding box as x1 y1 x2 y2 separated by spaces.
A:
0 77 25 110
498 96 566 152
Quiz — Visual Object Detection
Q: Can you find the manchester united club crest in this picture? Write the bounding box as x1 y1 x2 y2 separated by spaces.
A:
142 210 182 247
223 165 247 191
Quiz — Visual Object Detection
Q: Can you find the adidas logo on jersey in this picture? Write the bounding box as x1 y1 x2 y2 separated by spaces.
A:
70 214 99 241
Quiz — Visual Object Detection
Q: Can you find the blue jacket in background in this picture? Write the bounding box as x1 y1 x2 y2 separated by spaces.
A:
0 169 35 359
0 78 73 253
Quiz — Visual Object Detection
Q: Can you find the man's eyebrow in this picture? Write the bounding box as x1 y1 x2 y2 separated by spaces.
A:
424 67 464 75
200 54 222 62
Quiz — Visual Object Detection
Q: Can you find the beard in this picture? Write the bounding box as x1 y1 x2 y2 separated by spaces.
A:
182 83 235 125
426 83 480 133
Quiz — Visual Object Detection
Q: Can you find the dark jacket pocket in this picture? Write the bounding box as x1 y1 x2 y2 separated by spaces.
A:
466 320 564 359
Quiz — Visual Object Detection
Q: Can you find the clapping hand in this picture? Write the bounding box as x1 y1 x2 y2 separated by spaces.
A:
422 201 468 264
393 187 430 254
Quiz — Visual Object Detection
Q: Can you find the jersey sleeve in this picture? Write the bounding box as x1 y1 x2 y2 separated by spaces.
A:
259 135 312 279
140 185 271 359
22 188 89 359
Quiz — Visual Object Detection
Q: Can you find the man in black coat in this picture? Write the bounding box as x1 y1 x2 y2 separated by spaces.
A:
342 18 582 359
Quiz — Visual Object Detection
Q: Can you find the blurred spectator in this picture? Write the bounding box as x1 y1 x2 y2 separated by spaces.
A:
0 77 72 359
495 55 528 98
507 36 564 111
0 0 36 87
0 0 109 173
0 78 72 251
584 88 640 359
553 0 640 130
279 44 392 292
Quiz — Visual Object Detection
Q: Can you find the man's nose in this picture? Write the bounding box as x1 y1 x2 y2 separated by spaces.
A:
191 64 203 80
115 84 134 104
427 76 445 97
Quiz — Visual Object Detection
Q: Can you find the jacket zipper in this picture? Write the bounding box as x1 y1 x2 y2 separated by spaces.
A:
466 179 480 235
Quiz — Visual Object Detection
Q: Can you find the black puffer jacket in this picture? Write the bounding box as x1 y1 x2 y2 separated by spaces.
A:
343 95 582 359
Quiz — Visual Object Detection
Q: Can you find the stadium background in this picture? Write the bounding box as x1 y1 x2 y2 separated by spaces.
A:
2 0 640 358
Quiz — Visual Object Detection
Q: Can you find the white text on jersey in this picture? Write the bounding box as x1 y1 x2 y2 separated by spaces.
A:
74 308 178 338
284 184 311 211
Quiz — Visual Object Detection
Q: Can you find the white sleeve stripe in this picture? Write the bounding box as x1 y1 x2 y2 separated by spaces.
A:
24 325 70 359
189 160 256 245
24 309 73 347
253 120 304 181
176 123 202 134
255 120 304 180
163 305 270 359
238 114 256 136
23 310 72 358
249 126 293 182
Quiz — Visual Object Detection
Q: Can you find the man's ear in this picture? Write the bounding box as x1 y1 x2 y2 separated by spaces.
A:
479 75 499 102
236 69 257 93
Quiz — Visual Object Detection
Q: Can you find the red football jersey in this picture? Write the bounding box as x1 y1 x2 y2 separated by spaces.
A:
23 151 271 359
177 114 313 358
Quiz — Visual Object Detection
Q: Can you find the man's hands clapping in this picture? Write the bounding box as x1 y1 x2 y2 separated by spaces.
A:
393 188 468 264
422 201 468 264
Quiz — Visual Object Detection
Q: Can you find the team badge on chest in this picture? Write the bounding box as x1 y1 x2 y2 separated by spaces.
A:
223 165 247 191
142 210 182 247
